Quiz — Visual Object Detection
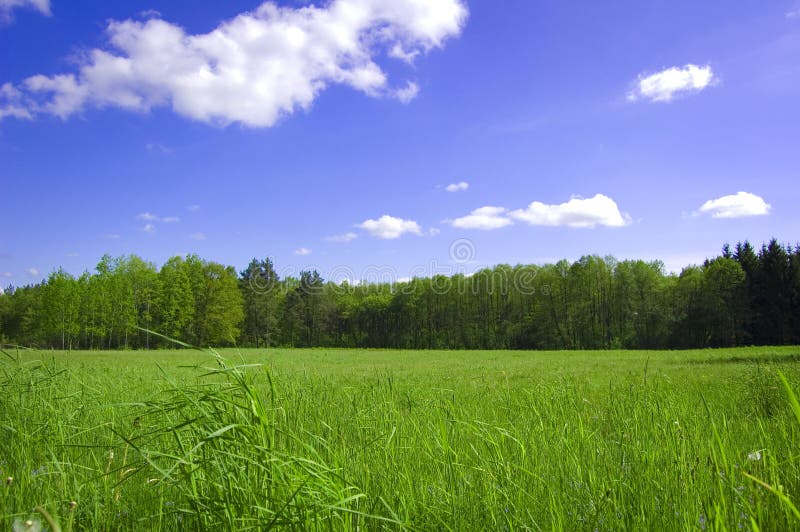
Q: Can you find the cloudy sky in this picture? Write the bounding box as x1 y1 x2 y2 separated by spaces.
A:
1 0 798 286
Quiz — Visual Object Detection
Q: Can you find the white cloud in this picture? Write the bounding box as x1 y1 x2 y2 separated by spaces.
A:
2 271 13 278
294 247 312 256
137 212 179 223
357 214 422 239
142 223 156 233
187 204 200 212
0 0 50 20
326 232 358 243
395 81 419 103
1 0 467 126
189 232 206 240
26 267 39 277
628 64 715 102
787 9 800 19
451 206 512 230
0 83 32 119
510 194 629 228
66 251 79 257
697 191 771 219
105 233 121 239
428 227 441 236
445 181 469 192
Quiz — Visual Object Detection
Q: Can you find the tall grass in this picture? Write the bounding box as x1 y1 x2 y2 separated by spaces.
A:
1 346 799 530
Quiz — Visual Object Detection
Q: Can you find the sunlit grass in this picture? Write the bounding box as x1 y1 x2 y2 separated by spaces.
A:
1 346 799 530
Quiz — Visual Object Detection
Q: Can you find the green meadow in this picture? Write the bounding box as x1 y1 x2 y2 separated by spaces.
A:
2 346 799 530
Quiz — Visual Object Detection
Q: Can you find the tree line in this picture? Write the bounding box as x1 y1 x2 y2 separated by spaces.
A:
1 239 799 350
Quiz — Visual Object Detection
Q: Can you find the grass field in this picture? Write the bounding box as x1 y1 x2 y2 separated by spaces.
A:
2 346 800 531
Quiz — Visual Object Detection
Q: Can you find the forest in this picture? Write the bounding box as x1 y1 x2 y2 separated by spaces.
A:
1 239 798 350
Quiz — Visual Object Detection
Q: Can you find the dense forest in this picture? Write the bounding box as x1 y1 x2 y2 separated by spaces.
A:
1 239 798 350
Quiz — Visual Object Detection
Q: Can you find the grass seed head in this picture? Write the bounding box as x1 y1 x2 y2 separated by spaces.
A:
5 476 12 486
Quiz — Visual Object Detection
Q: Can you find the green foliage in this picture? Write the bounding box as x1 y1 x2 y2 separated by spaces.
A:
1 239 799 350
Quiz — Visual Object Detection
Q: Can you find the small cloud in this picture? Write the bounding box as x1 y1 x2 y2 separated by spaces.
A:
326 232 358 243
66 251 79 257
445 181 469 192
139 9 161 19
136 212 158 221
145 142 172 154
2 271 12 278
428 227 441 236
294 247 312 256
787 9 800 19
450 206 513 230
510 194 630 228
628 64 716 102
189 232 206 240
395 81 420 104
162 216 180 223
357 215 422 239
697 191 771 219
142 223 156 233
105 233 121 240
26 267 39 277
187 204 201 212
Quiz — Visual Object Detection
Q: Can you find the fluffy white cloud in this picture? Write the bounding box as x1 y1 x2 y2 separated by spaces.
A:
294 247 312 255
0 0 50 19
450 206 512 230
445 181 469 192
510 194 629 228
327 232 358 243
26 267 40 277
698 191 771 219
1 0 467 126
628 64 715 102
357 214 422 239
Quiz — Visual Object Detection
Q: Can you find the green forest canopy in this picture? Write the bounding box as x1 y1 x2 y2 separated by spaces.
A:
1 239 798 350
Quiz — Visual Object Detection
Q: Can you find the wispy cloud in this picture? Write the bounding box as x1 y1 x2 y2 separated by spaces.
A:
696 191 771 218
294 247 312 256
189 232 206 240
26 267 39 277
145 142 172 154
357 215 423 239
326 232 358 243
136 212 158 221
628 64 716 102
0 0 467 126
2 271 12 278
0 0 50 21
142 223 156 233
187 204 200 212
105 233 121 240
445 181 469 192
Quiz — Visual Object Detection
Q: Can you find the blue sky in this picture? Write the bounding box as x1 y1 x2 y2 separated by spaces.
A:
1 0 798 287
